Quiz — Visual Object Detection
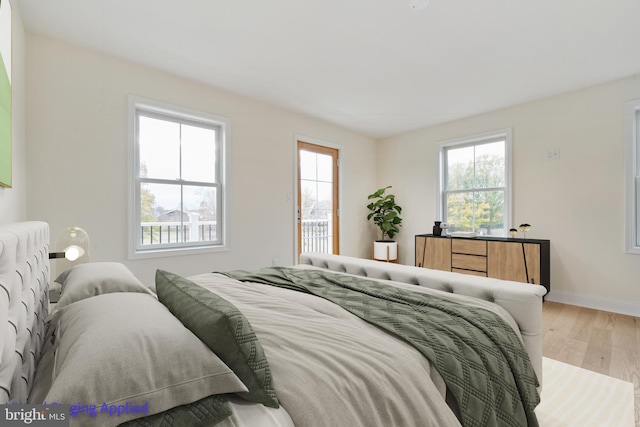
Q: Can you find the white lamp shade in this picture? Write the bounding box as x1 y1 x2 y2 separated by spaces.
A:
55 226 90 269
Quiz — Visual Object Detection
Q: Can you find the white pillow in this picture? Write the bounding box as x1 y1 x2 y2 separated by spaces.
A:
44 293 248 426
54 262 152 309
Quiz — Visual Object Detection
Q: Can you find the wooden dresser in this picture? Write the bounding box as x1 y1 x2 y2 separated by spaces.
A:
415 234 550 294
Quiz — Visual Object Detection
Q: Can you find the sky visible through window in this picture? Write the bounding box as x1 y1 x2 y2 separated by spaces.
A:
446 141 504 190
299 149 333 220
139 115 216 213
444 139 506 235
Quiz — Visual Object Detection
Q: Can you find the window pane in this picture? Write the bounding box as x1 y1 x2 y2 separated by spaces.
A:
317 153 333 183
300 150 317 181
139 116 180 180
140 183 183 245
446 190 504 235
182 124 216 183
300 180 317 220
446 192 474 232
147 183 180 217
475 141 505 188
446 145 474 190
315 209 332 221
317 182 333 214
183 185 218 243
132 100 228 255
475 190 504 236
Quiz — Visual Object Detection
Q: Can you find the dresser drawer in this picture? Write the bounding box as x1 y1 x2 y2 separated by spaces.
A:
451 253 487 272
452 239 487 256
415 233 550 295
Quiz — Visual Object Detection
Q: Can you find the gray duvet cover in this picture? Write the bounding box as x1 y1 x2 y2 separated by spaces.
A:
190 267 534 427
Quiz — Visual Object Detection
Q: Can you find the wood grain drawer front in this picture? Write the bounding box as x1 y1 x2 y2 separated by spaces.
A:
451 253 487 272
452 268 487 277
452 239 487 256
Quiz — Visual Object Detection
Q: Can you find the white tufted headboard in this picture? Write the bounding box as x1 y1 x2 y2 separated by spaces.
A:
0 222 50 403
299 252 547 386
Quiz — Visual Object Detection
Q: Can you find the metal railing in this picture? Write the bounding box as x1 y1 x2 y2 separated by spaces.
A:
301 218 332 253
141 218 331 252
141 220 216 245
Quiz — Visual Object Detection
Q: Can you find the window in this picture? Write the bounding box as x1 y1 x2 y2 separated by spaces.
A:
128 97 229 258
625 100 640 254
438 129 512 236
297 141 340 257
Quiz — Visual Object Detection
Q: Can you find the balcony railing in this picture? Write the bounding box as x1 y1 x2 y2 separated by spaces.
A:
141 217 332 253
141 220 216 245
301 218 332 254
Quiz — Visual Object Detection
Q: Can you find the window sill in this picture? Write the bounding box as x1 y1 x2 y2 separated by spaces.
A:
128 244 230 260
624 246 640 255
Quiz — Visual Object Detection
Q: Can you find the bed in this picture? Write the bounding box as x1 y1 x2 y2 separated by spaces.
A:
1 222 547 426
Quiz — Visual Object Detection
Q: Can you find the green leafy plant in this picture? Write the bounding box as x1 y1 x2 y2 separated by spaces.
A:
367 186 403 240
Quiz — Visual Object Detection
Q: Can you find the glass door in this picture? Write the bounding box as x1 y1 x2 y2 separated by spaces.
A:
297 141 340 257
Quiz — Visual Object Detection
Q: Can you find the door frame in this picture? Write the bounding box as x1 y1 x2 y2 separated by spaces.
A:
293 135 343 262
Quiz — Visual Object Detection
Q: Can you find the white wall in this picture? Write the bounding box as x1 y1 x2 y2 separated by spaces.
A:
0 0 26 223
26 33 377 284
378 74 640 313
24 31 640 313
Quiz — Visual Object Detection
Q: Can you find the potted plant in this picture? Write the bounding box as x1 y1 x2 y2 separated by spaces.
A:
367 186 403 261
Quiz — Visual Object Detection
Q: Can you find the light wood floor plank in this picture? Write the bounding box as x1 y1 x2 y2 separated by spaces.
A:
593 309 617 330
543 301 639 427
541 301 564 335
543 330 589 367
611 314 639 351
582 328 613 375
568 307 598 343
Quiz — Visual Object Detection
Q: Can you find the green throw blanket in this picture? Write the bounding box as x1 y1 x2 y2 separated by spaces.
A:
118 395 231 427
222 267 540 427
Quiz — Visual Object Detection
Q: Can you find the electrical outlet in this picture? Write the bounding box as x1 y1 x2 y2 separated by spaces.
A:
272 258 279 267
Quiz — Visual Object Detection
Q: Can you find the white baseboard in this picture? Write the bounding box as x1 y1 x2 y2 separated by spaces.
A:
546 290 640 317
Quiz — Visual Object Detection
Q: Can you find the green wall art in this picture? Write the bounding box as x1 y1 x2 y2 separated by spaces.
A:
0 0 12 188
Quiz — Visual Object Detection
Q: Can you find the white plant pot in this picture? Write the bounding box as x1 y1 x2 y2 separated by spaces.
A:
373 240 398 261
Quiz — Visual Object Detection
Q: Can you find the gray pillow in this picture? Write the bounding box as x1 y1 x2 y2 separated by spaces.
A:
45 292 248 426
156 269 279 408
54 262 152 309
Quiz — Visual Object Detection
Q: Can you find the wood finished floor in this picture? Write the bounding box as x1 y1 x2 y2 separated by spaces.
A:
542 301 639 426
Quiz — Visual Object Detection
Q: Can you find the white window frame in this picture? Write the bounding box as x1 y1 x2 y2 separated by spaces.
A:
437 128 512 236
128 96 230 259
625 100 640 254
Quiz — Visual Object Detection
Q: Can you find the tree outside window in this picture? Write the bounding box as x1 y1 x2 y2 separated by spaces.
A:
440 131 511 236
129 97 228 258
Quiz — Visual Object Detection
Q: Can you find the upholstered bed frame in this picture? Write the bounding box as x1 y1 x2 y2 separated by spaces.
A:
0 222 546 406
0 221 50 404
300 252 547 384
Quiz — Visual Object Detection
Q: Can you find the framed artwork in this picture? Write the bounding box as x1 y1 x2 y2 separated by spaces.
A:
0 0 12 188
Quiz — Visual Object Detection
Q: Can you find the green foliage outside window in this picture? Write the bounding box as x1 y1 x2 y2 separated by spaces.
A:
446 153 505 234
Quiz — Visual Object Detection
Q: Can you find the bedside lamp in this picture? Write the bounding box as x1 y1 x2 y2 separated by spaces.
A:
49 226 90 303
50 226 90 263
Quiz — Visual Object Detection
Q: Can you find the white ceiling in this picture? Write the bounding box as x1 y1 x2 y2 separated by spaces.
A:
18 0 640 138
